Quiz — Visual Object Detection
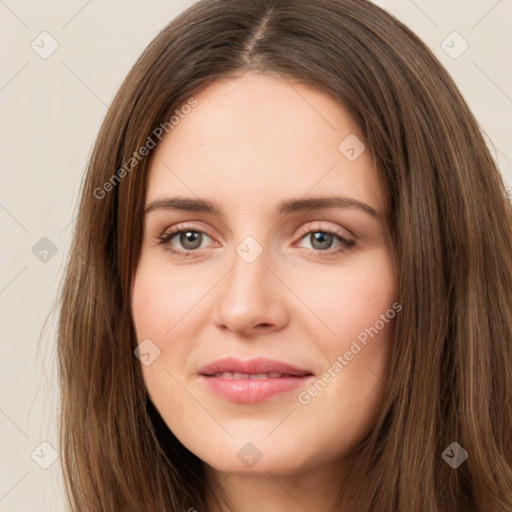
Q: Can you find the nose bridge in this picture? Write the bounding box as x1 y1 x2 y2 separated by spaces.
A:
224 217 271 289
224 237 272 307
212 232 288 335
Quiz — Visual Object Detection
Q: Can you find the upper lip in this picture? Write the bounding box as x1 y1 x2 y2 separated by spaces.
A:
199 357 314 377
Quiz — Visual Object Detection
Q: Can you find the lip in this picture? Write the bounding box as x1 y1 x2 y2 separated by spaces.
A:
199 357 315 403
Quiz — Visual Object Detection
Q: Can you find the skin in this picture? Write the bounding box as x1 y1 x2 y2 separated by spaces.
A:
131 71 398 512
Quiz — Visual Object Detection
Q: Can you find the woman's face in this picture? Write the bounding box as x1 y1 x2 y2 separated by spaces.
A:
131 72 398 478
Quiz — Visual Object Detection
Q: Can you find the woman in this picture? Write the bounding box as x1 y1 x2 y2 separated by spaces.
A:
57 0 512 510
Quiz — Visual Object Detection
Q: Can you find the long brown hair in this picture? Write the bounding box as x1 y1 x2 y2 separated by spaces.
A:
57 0 512 510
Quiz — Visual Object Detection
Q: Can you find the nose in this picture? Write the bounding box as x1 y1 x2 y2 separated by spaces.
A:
212 246 289 338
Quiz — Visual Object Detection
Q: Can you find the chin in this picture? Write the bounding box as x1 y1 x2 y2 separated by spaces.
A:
193 433 317 477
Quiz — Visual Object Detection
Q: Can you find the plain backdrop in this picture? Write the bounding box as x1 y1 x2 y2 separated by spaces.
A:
1 0 511 510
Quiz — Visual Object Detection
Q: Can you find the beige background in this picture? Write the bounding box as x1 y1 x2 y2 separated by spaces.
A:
1 1 511 510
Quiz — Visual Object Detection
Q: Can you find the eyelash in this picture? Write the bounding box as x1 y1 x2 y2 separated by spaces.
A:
156 223 355 259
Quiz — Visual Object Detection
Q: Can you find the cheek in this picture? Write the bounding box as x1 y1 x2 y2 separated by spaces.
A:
131 257 213 402
291 248 397 350
131 263 198 425
131 259 201 341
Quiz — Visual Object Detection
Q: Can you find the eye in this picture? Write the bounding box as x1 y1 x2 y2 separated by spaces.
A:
295 225 355 257
156 223 216 258
155 222 355 259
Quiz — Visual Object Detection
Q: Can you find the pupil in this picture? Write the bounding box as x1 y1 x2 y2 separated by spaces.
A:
181 231 202 250
311 232 332 250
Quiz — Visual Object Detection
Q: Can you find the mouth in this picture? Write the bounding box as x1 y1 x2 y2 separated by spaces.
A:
199 357 315 403
206 371 305 379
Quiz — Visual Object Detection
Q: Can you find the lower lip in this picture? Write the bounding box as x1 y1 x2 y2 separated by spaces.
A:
201 375 313 403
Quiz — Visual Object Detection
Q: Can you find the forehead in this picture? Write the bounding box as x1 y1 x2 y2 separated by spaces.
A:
146 72 385 215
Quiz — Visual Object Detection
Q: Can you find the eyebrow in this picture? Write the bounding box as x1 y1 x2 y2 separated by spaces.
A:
145 195 382 219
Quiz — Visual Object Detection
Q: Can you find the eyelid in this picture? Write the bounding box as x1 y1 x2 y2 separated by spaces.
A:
158 220 353 242
293 221 354 241
158 221 214 239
